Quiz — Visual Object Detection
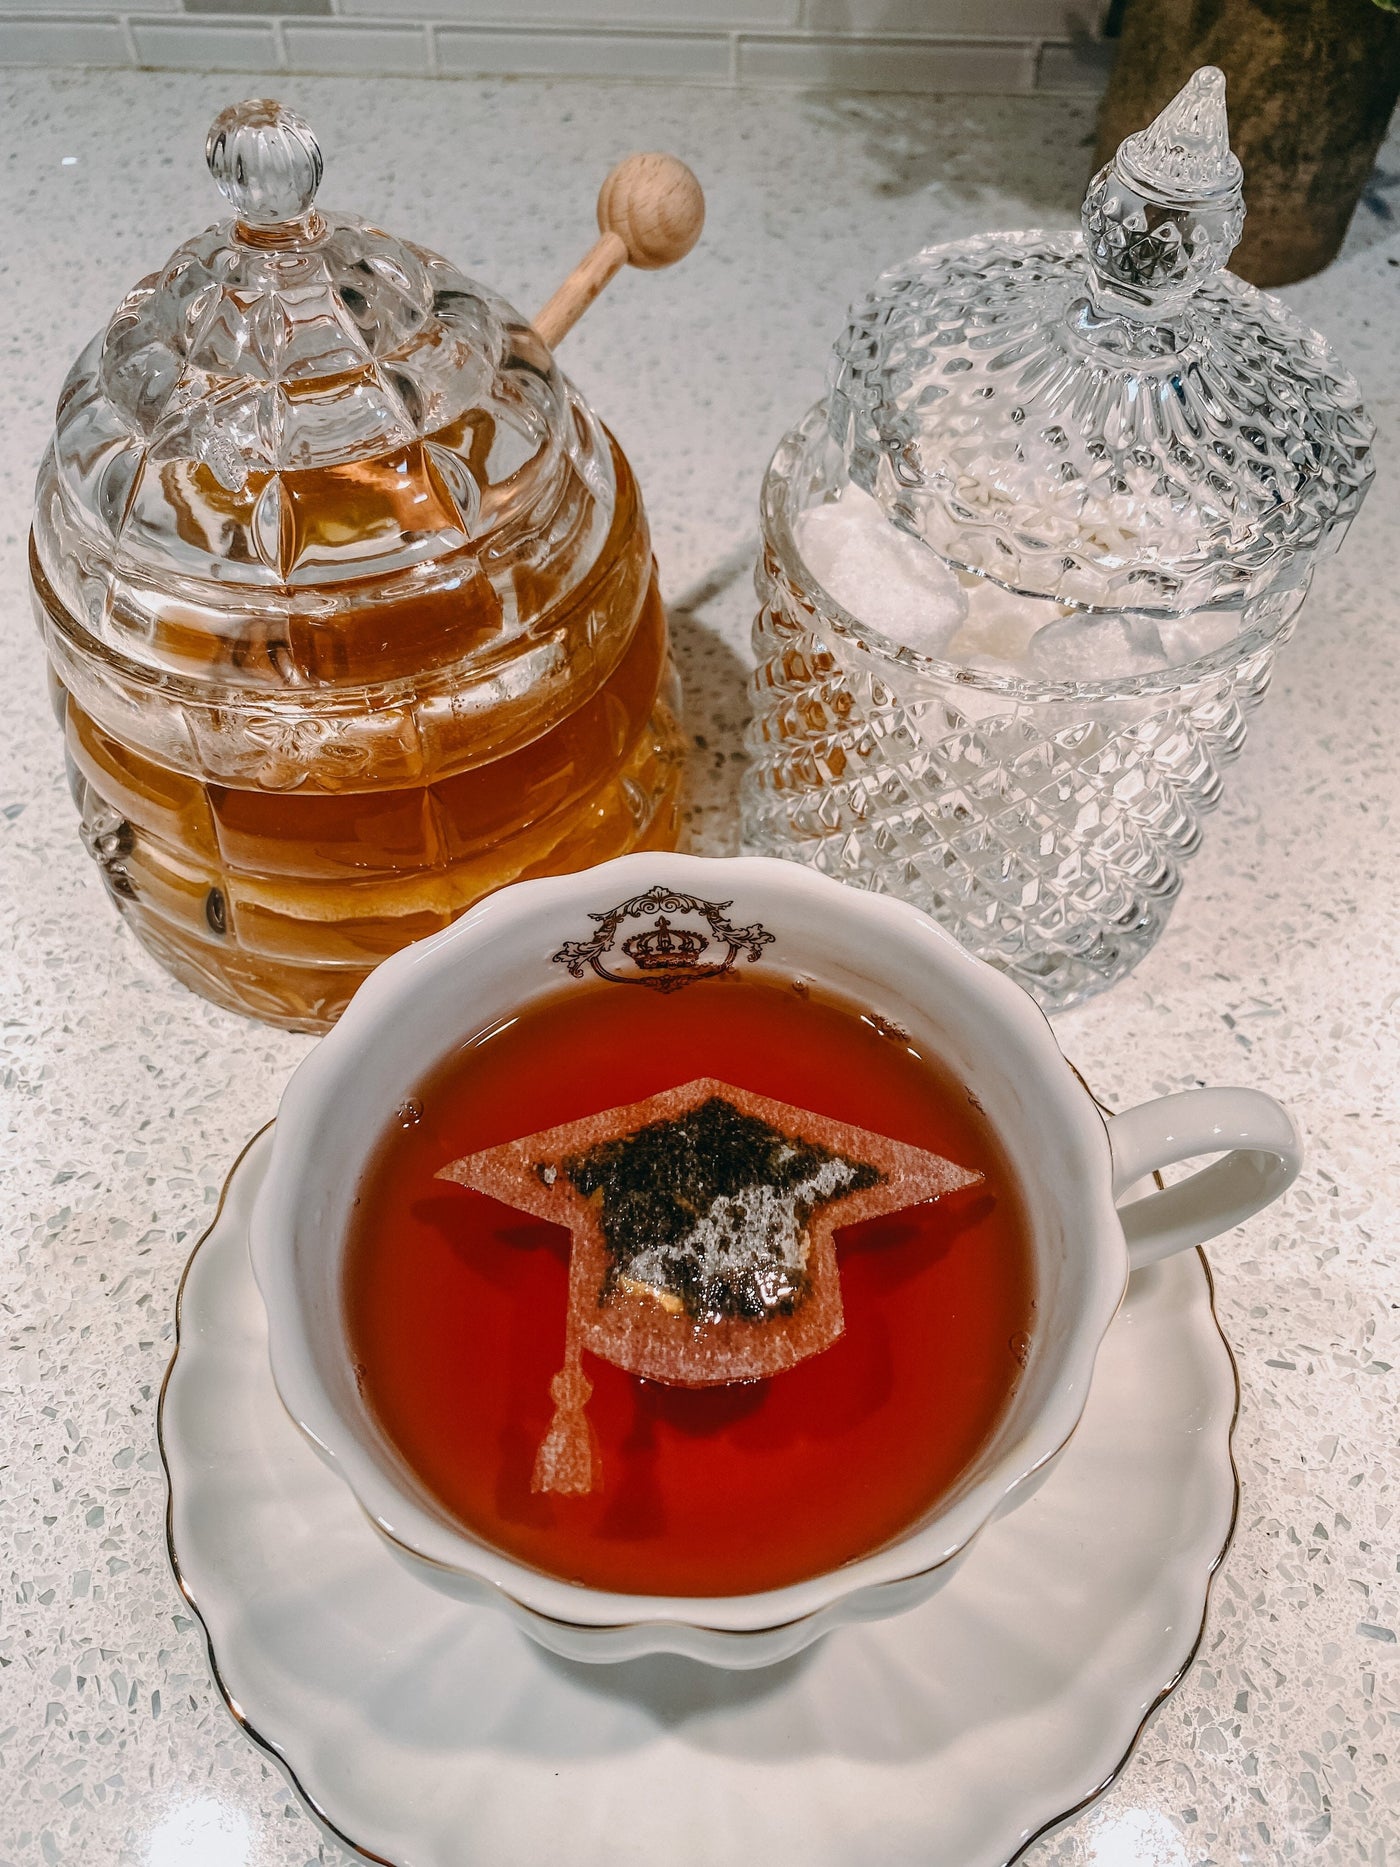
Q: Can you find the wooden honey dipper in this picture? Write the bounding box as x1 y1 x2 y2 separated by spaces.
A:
534 152 704 348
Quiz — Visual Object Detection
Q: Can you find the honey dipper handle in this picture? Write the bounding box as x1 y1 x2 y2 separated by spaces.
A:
533 152 704 349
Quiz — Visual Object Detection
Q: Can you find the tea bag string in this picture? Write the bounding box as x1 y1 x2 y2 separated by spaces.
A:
532 1282 599 1496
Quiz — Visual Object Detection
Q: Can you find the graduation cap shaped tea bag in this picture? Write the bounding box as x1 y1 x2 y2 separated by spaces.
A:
439 1078 981 1495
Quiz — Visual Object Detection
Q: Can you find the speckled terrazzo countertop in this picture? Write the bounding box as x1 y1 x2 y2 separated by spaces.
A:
1 67 1397 1867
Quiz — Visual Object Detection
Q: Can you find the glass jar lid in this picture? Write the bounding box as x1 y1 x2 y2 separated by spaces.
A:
828 68 1374 614
36 99 616 681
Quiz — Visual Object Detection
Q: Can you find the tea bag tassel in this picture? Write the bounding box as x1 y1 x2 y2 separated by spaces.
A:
532 1324 598 1495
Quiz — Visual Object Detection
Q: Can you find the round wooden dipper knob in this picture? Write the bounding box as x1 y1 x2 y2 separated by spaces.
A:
595 152 705 271
532 152 705 348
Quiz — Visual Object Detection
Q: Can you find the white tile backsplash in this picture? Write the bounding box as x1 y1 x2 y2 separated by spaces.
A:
186 0 326 12
340 0 798 20
801 0 1094 33
129 10 278 61
0 0 168 11
435 23 731 78
283 14 426 66
0 12 128 53
737 31 1035 91
0 1 1109 89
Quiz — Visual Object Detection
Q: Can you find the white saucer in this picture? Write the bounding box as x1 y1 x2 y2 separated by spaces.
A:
160 1128 1239 1867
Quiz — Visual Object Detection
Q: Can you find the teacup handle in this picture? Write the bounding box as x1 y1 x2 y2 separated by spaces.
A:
1107 1088 1302 1271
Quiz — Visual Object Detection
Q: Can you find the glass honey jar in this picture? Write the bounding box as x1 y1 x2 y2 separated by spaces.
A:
32 100 692 1030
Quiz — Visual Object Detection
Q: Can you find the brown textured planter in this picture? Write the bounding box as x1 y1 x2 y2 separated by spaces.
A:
1094 0 1400 286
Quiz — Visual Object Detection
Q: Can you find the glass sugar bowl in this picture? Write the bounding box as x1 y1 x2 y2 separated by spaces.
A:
742 69 1373 1011
33 101 691 1031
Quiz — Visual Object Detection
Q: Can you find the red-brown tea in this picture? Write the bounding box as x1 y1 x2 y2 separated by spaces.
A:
344 974 1035 1596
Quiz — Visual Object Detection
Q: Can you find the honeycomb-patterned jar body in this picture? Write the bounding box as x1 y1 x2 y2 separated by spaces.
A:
36 436 683 1033
741 407 1304 1011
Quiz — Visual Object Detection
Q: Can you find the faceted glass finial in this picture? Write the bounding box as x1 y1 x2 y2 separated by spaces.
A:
206 99 322 229
1080 64 1245 318
1118 66 1244 202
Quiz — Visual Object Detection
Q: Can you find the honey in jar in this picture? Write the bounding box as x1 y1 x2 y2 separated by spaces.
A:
31 100 689 1030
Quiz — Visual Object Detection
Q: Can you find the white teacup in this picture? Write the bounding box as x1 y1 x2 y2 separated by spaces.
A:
250 853 1300 1668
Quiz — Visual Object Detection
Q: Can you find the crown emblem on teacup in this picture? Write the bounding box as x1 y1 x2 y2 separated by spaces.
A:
552 884 775 993
621 916 708 971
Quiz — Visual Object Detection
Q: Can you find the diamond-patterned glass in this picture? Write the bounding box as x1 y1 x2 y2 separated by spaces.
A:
742 408 1309 1010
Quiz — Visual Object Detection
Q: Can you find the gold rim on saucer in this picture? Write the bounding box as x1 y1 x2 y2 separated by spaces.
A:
157 1118 1241 1867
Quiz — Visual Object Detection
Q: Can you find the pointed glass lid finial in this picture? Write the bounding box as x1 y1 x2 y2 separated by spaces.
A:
1080 64 1246 319
1118 66 1244 202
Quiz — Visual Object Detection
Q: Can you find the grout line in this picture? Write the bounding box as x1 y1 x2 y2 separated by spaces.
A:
118 11 140 65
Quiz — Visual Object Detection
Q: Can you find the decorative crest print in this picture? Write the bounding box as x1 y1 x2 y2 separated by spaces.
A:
551 886 775 993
